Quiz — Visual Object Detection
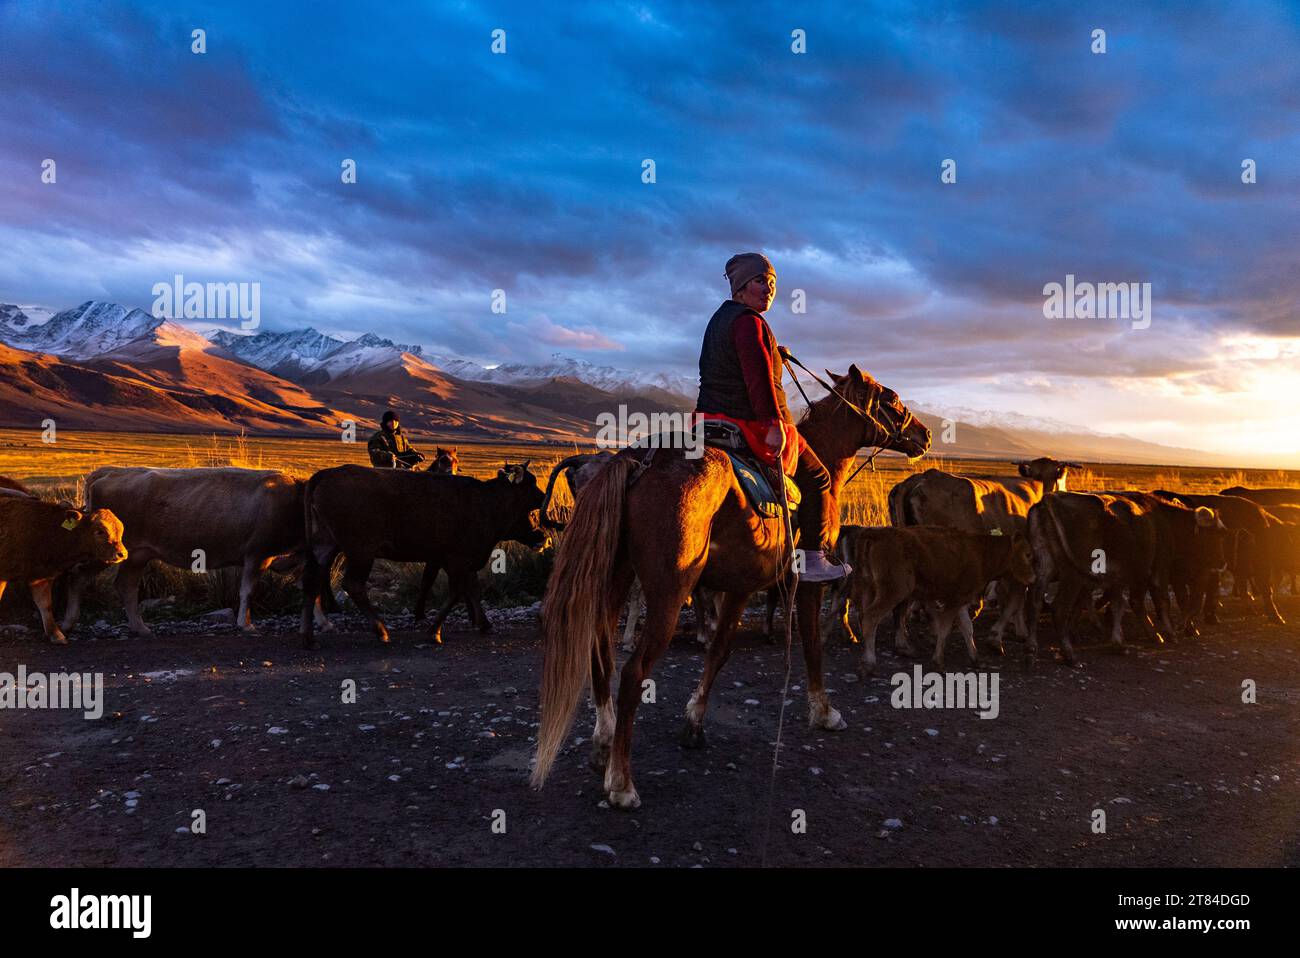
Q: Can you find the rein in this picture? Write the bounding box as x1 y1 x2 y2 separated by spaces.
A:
780 349 914 482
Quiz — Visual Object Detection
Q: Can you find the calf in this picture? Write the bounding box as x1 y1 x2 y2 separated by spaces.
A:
300 462 547 648
845 525 1035 675
0 498 127 643
887 457 1076 651
61 467 328 637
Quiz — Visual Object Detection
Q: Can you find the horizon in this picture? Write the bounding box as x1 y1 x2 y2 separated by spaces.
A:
2 1 1298 465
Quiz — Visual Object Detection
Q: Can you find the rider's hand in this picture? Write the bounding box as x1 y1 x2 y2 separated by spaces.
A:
764 422 785 454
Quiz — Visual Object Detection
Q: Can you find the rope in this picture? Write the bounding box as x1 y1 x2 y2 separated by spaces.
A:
760 442 799 868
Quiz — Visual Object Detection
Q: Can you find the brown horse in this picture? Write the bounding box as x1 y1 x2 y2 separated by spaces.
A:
531 365 931 808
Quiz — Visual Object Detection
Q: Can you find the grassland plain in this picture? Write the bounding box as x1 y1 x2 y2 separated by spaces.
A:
0 428 1297 627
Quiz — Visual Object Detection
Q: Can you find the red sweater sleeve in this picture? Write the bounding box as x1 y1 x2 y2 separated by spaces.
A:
731 312 781 422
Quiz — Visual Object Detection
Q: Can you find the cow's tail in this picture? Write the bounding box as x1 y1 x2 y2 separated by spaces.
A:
1033 495 1098 580
538 453 607 528
531 454 635 788
888 473 920 527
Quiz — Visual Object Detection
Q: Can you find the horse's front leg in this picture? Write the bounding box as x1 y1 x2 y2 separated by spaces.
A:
795 581 846 731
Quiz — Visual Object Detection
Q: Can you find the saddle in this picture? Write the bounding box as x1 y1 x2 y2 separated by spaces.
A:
700 420 800 520
626 423 800 520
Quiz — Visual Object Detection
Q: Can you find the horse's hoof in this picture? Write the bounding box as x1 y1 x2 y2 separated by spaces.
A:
302 635 320 651
679 722 706 750
811 707 847 732
429 628 442 645
49 633 69 646
607 787 641 809
1022 653 1036 670
856 661 875 681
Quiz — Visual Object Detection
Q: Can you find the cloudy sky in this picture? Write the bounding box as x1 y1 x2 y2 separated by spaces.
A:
1 1 1297 464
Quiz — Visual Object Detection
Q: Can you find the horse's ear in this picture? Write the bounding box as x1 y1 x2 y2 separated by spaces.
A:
848 363 867 383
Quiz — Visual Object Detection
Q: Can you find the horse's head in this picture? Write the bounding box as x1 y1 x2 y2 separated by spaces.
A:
433 446 459 475
828 364 931 459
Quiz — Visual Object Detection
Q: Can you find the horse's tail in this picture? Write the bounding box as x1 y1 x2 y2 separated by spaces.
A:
531 454 636 788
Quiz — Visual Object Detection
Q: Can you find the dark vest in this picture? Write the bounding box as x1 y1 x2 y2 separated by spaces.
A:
695 300 792 422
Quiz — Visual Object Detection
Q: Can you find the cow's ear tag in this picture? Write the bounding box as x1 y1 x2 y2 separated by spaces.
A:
990 528 1003 536
509 469 523 484
61 517 79 530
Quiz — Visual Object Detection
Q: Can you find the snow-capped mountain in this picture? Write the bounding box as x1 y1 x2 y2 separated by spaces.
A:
0 301 167 360
212 328 425 383
910 402 1108 438
431 351 696 400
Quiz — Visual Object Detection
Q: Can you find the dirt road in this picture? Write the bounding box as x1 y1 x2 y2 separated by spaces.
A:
2 597 1298 867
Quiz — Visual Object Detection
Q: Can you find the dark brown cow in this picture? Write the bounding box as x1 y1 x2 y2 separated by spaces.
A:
1260 503 1300 595
1152 490 1286 624
1102 492 1230 638
0 498 127 643
844 526 1035 673
300 462 547 648
0 475 36 499
1027 492 1227 667
1220 486 1300 507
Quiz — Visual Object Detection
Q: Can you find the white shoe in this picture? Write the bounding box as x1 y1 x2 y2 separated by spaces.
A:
802 549 852 583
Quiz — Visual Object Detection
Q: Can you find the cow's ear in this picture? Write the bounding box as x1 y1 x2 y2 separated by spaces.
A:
61 509 83 531
1016 461 1029 477
520 459 531 473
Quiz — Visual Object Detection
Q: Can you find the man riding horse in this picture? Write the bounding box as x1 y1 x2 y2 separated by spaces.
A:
532 251 932 808
695 251 849 583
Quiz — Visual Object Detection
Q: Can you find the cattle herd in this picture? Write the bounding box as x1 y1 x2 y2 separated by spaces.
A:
0 455 1298 806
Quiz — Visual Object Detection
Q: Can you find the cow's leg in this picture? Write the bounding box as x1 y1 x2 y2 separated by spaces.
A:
412 563 439 621
58 564 103 634
606 584 691 809
115 559 152 637
929 604 958 671
823 575 851 642
1051 577 1085 667
236 556 271 632
957 604 979 667
1025 576 1052 668
619 579 642 652
855 585 904 679
591 563 634 771
341 555 387 643
1254 567 1285 625
894 600 920 658
29 578 68 645
681 590 750 748
988 579 1023 656
465 574 492 633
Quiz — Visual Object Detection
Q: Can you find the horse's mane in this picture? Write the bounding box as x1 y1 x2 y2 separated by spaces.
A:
796 370 878 425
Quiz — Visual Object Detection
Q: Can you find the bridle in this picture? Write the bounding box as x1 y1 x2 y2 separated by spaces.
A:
780 349 921 481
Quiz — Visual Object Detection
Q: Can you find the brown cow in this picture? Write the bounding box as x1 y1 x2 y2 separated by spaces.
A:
61 467 329 637
887 457 1077 649
844 525 1035 674
0 498 127 643
300 462 547 648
